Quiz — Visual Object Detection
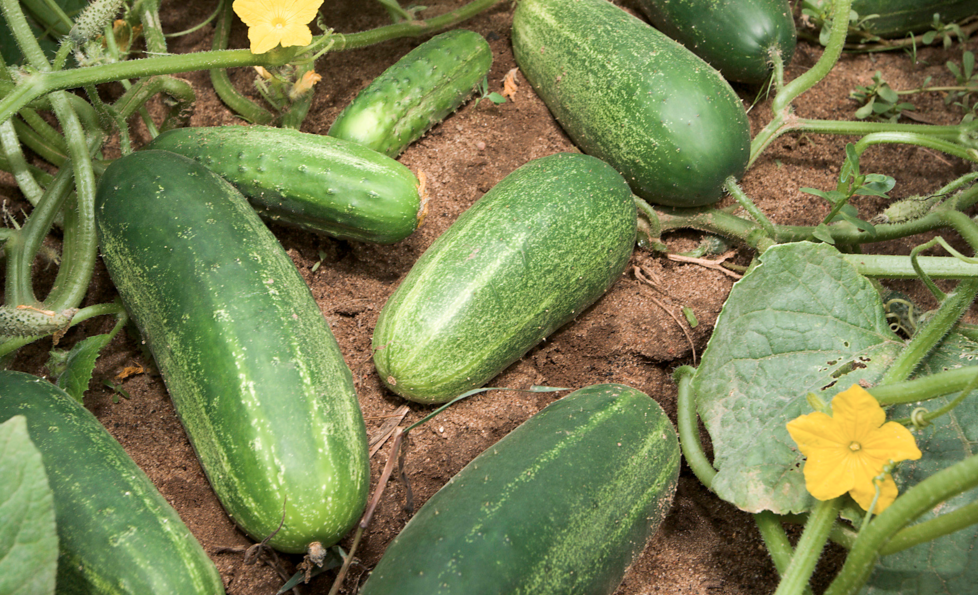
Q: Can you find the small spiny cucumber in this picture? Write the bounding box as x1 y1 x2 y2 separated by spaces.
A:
144 125 427 244
328 29 492 158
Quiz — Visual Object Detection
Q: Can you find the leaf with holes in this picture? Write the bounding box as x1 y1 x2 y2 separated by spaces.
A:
861 330 978 594
692 242 904 514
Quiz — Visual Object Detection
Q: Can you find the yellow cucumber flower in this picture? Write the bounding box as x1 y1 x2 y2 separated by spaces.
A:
786 384 921 513
233 0 324 55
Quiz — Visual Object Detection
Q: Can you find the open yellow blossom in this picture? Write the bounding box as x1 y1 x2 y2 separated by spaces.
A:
786 384 921 513
233 0 324 54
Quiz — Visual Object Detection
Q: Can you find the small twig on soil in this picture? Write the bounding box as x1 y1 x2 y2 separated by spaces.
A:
369 404 410 457
666 250 744 280
633 265 698 365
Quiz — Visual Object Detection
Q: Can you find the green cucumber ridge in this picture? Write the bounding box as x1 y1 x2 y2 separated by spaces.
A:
143 125 424 244
328 29 492 158
511 0 751 207
360 384 681 595
95 150 369 553
372 153 636 403
0 371 225 594
634 0 796 84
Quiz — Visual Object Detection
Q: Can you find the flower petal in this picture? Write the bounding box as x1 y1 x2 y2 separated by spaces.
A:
830 385 886 443
787 411 847 457
285 0 324 24
862 421 923 463
233 0 273 27
801 446 856 501
849 473 899 512
277 23 313 48
248 23 284 54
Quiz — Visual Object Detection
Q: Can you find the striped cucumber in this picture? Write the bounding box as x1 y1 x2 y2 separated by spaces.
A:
94 150 370 554
359 383 681 595
511 0 751 207
372 153 636 404
328 29 492 158
634 0 797 84
143 125 426 244
0 371 225 594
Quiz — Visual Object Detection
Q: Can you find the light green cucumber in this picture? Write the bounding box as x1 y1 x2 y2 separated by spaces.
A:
511 0 751 207
143 125 426 244
94 150 369 554
372 153 636 404
359 383 681 595
0 371 225 594
328 29 492 157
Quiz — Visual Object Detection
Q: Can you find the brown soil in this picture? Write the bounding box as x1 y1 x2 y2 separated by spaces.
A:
2 1 976 593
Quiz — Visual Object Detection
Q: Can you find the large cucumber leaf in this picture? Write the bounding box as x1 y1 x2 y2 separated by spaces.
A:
692 242 904 514
861 331 978 594
0 415 58 595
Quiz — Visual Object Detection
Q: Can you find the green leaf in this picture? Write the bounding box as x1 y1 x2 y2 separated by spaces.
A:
487 92 507 105
0 416 58 595
861 331 978 594
812 223 836 244
692 242 903 514
55 333 112 402
837 211 877 234
855 100 876 120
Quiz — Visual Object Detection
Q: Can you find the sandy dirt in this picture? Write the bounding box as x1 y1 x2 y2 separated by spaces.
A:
2 0 976 593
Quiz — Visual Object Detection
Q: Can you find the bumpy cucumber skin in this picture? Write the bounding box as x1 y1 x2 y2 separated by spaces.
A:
143 126 423 244
851 0 977 37
0 371 225 595
635 0 796 84
95 150 370 554
372 153 636 404
511 0 751 207
328 29 492 158
359 384 681 595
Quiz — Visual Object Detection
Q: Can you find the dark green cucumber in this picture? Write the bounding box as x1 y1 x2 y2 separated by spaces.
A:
851 0 977 37
511 0 751 207
372 153 636 404
328 29 492 158
359 383 681 595
635 0 796 84
94 150 370 554
0 371 225 594
143 125 426 244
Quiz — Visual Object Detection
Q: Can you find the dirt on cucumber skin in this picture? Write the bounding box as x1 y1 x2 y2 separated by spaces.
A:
0 0 974 593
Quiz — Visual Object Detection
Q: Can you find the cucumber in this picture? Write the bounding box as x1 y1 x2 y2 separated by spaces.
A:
372 153 636 404
328 29 492 158
850 0 977 37
0 371 225 594
511 0 751 208
634 0 796 84
143 125 426 244
94 150 370 554
359 383 681 595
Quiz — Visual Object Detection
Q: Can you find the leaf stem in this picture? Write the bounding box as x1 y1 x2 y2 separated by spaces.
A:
773 498 844 595
673 365 717 489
